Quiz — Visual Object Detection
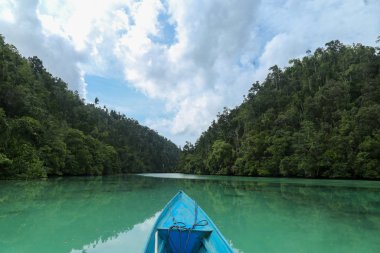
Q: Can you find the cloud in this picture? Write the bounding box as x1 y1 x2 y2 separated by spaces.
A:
0 0 89 96
114 0 261 142
1 0 379 145
251 0 380 81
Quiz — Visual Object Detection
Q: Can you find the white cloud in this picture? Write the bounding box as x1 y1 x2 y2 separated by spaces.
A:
251 0 380 83
0 0 15 23
0 0 89 96
0 0 379 145
114 0 261 142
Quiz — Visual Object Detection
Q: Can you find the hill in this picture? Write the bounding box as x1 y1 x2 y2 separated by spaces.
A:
178 40 380 179
0 35 179 179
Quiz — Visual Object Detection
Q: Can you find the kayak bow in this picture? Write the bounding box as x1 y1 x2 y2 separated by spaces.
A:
144 191 234 253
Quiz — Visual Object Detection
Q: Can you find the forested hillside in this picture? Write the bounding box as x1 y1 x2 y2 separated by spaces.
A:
0 35 179 179
179 40 380 179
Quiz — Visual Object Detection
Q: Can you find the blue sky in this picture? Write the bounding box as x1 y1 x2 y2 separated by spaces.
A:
0 0 379 145
85 75 170 123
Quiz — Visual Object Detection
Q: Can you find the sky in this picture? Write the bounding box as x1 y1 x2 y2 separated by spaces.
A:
0 0 379 146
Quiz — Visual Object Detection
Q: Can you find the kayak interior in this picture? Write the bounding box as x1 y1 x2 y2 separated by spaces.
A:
145 191 234 253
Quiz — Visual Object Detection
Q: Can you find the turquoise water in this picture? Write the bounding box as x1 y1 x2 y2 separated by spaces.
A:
0 174 379 253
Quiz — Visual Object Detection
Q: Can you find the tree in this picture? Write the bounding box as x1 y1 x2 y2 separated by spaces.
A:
11 116 43 146
179 39 380 179
11 144 46 178
355 131 380 178
0 108 10 149
206 140 234 175
0 152 12 178
0 34 180 178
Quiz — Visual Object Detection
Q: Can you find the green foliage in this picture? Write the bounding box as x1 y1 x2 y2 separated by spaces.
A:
11 116 43 145
206 140 234 175
0 152 12 177
179 40 380 179
0 34 180 179
354 131 380 178
177 142 204 174
10 144 46 179
39 139 67 175
0 108 10 149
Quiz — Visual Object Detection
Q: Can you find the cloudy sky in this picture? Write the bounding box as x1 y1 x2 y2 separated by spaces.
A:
0 0 379 145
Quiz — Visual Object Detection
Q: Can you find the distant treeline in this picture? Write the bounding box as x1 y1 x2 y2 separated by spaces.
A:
178 40 380 179
0 35 180 179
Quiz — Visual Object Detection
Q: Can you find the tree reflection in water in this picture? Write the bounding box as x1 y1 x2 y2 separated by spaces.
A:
0 174 379 253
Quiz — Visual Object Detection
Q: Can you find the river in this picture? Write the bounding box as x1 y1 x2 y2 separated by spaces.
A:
0 174 379 253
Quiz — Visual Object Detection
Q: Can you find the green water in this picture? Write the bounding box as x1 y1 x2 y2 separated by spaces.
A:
0 174 379 253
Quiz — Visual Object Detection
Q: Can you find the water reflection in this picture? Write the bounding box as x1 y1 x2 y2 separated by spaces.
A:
71 212 160 253
0 176 170 253
0 175 379 253
140 174 380 253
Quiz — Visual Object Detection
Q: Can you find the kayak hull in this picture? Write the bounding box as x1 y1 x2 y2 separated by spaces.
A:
144 191 234 253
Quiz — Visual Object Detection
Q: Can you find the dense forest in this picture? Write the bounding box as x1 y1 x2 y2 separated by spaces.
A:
0 35 180 179
178 40 380 179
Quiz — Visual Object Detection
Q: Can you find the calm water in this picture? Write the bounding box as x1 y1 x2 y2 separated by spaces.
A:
0 174 380 253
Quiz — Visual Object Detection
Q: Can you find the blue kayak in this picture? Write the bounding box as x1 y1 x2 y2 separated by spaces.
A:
144 191 234 253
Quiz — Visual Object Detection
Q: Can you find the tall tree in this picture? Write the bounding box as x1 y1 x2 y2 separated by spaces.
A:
0 34 180 179
179 39 380 179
